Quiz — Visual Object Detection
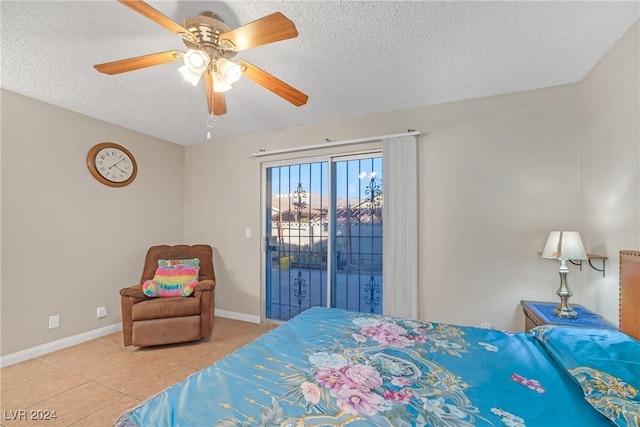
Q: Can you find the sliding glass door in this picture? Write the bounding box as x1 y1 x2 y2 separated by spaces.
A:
263 155 383 321
264 161 329 321
331 156 383 314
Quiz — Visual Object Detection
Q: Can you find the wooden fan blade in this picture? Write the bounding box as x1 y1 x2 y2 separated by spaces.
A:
219 12 298 52
117 0 196 44
94 50 183 75
238 60 308 106
204 71 228 116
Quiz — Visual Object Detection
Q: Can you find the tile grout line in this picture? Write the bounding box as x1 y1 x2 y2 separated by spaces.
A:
1 324 277 426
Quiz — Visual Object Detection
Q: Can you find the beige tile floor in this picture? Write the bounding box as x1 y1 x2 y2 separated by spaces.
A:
0 317 276 427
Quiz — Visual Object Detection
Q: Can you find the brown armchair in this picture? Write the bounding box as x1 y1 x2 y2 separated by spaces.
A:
119 244 216 347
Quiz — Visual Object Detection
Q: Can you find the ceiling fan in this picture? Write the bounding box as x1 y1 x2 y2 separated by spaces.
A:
94 0 308 117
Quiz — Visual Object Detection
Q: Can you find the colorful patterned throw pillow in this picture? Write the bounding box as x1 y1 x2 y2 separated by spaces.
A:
158 258 200 268
142 259 200 297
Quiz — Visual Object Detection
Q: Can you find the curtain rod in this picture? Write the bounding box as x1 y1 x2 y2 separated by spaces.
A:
250 130 420 158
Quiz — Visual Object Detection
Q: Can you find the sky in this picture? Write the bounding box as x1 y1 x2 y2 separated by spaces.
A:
269 157 383 203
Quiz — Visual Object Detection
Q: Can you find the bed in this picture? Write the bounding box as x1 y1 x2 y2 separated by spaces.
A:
116 253 640 427
620 250 640 341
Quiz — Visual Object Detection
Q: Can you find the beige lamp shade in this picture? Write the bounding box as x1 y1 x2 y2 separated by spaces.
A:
541 231 588 260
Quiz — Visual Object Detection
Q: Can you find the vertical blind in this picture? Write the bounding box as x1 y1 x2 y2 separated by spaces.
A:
382 135 418 319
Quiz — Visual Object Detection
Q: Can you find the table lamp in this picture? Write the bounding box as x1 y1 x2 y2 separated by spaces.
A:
540 231 588 318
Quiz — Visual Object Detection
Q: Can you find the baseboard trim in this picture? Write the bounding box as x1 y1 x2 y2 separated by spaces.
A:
0 323 122 368
216 309 261 324
1 312 260 368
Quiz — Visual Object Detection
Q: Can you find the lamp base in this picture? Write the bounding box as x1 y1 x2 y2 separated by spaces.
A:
553 259 578 319
553 305 578 319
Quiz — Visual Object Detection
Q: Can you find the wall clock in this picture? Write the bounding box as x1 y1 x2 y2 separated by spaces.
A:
87 142 137 187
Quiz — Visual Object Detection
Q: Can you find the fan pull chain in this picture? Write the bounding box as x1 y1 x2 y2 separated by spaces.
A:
206 114 219 140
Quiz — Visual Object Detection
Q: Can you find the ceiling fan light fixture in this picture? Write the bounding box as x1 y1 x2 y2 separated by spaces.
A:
178 64 203 86
183 49 210 73
217 58 242 84
179 49 211 86
212 69 232 92
213 78 232 92
95 2 307 117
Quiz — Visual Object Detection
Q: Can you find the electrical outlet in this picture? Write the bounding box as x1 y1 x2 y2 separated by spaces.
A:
96 307 107 319
245 227 252 238
49 315 60 329
481 323 493 329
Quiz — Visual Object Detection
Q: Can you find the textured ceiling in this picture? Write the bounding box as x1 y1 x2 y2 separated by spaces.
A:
1 1 638 146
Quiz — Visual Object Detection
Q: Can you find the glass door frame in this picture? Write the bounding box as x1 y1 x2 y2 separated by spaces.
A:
260 150 382 323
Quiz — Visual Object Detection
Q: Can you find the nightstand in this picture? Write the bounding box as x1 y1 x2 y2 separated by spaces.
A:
520 300 617 332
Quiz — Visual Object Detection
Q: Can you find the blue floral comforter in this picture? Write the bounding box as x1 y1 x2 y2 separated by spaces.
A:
531 325 640 427
115 307 636 426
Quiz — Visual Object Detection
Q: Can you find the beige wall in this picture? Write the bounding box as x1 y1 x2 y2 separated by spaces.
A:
579 22 640 323
419 86 583 328
1 90 185 356
185 83 583 331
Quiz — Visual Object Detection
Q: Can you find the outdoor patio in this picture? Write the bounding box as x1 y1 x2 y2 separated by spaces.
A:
266 262 383 320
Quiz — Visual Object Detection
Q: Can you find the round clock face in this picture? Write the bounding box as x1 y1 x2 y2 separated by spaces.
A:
87 143 137 187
